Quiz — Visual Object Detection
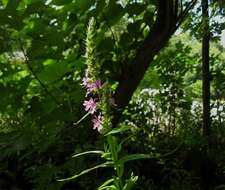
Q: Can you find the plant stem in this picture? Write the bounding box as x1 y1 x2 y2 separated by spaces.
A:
107 135 123 189
74 112 91 126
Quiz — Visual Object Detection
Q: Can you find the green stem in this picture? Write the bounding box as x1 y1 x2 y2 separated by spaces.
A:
107 135 123 189
73 112 91 126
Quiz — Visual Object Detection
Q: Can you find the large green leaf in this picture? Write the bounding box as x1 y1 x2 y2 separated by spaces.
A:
5 0 21 11
75 0 94 12
104 3 125 26
37 60 70 84
97 37 115 52
126 3 145 16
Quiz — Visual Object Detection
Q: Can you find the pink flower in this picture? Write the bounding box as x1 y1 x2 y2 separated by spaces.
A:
83 98 97 114
82 76 89 87
94 80 102 89
81 70 102 93
92 115 103 130
81 70 90 87
86 80 102 92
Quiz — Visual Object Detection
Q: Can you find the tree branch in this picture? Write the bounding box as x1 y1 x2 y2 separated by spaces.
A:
176 0 197 29
112 0 195 127
18 38 60 106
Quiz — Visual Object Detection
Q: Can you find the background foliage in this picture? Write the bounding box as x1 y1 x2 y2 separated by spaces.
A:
0 0 225 190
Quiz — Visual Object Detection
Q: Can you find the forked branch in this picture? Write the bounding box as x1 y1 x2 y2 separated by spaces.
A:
112 0 197 127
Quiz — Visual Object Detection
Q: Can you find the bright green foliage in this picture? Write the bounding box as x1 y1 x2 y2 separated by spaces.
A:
0 0 225 190
0 0 156 188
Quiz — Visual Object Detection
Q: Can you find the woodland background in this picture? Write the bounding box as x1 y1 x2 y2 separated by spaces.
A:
0 0 225 189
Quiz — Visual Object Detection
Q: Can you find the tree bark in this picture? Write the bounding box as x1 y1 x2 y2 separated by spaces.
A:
201 1 211 189
202 0 210 137
111 0 197 127
112 0 178 127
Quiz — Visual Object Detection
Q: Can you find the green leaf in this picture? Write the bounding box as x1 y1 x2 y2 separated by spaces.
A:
57 161 113 181
105 126 131 136
98 178 114 190
72 150 104 158
51 0 72 6
0 10 23 29
75 0 94 12
1 0 8 8
46 29 64 47
27 40 46 58
24 1 46 15
122 174 138 190
127 21 142 37
119 32 133 47
6 0 21 11
97 37 115 52
126 3 145 16
119 154 152 164
104 3 124 26
144 10 154 25
37 60 70 84
96 0 106 14
99 185 117 190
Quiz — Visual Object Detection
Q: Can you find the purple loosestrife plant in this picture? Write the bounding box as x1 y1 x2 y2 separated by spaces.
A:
86 80 102 93
82 70 104 131
59 18 140 190
83 98 98 114
81 73 89 88
82 71 102 93
92 114 103 130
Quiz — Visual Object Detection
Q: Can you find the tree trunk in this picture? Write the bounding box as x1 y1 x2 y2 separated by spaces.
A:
201 0 211 189
112 0 178 127
202 0 210 137
111 0 197 127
